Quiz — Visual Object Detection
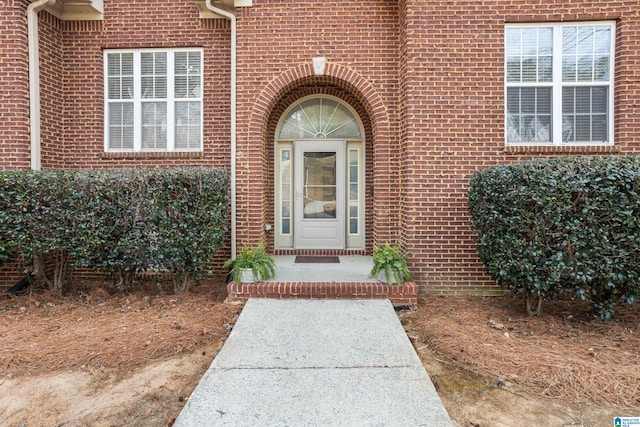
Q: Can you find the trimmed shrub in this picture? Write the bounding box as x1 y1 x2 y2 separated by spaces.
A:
0 167 230 293
0 170 78 291
468 156 640 319
134 167 230 293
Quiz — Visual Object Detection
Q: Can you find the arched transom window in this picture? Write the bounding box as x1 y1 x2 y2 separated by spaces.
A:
278 97 362 140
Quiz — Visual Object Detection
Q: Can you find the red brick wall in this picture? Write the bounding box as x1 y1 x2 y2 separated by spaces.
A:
0 0 31 170
0 2 236 289
235 0 402 251
39 12 64 169
3 0 640 295
0 1 32 287
36 0 232 170
0 1 233 170
399 0 640 294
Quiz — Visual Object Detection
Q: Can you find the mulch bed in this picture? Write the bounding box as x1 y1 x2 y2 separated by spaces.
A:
0 285 241 377
2 288 639 408
402 295 640 406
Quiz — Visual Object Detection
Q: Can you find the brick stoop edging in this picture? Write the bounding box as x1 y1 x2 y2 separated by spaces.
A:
226 281 419 308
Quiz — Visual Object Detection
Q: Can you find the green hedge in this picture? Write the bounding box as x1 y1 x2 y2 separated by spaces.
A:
468 156 640 319
0 167 230 293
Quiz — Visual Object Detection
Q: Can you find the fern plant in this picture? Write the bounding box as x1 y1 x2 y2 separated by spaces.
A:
370 242 410 284
223 242 276 284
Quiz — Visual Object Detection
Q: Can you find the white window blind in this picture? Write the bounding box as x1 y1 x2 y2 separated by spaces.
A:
105 49 203 152
505 22 614 145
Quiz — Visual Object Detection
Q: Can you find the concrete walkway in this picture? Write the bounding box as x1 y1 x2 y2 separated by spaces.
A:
174 299 453 426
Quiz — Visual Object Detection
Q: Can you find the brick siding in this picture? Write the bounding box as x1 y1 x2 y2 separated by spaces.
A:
36 0 232 171
226 281 419 308
0 0 31 170
236 0 401 253
1 1 640 295
398 0 640 294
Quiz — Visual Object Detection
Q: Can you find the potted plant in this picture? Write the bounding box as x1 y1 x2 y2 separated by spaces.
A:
370 242 410 284
224 242 276 284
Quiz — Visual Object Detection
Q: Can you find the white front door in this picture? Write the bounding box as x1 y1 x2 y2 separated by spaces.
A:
293 140 346 249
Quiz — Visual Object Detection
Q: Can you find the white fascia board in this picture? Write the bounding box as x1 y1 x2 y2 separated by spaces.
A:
40 0 104 21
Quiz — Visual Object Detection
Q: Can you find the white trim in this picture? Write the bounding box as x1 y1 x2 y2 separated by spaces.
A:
293 140 346 250
104 48 204 153
505 21 615 146
191 0 251 18
274 97 366 250
346 143 365 249
275 144 293 248
276 95 365 141
39 0 103 21
27 0 53 170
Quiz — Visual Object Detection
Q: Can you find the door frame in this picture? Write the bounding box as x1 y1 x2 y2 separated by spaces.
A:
273 95 366 251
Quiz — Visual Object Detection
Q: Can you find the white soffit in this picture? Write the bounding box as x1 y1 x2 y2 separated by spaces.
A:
41 0 104 21
190 0 252 19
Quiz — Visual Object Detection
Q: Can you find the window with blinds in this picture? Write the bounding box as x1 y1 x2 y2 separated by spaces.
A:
505 23 614 145
105 49 203 152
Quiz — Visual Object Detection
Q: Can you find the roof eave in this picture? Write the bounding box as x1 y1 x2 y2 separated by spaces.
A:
37 0 104 21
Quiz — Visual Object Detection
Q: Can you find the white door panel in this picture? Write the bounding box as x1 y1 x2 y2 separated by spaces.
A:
293 140 345 249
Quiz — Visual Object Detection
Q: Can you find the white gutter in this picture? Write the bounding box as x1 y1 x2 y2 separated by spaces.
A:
27 0 55 170
205 0 237 259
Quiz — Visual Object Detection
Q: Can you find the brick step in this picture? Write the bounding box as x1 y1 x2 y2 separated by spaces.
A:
226 281 418 308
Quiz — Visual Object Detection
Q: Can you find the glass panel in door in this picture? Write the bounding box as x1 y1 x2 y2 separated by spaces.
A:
293 140 345 249
303 152 337 219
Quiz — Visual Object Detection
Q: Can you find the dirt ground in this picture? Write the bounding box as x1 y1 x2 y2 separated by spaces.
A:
1 284 638 427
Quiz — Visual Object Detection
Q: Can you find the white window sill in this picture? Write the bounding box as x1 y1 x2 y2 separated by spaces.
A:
102 151 204 159
504 144 618 155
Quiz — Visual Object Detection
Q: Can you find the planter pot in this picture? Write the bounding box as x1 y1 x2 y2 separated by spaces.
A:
239 268 260 284
377 271 403 285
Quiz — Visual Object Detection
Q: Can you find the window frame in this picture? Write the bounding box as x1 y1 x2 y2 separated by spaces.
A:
104 48 204 153
504 21 615 146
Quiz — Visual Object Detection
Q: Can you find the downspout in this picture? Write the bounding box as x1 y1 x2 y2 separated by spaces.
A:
205 0 237 259
27 0 55 171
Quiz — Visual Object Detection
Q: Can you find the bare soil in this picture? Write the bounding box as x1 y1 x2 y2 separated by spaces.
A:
1 286 638 427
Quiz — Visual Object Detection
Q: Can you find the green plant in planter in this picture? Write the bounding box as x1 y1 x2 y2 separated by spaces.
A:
370 242 410 284
223 242 276 284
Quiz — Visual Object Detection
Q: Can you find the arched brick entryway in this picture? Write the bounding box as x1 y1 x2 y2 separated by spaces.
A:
236 62 398 254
